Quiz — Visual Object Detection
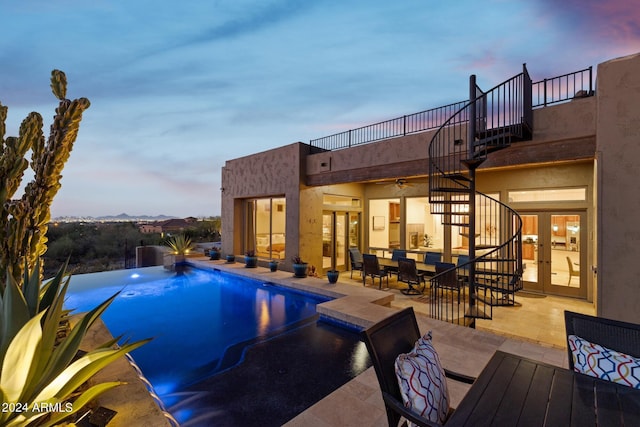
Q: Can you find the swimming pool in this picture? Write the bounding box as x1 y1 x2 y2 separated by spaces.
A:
66 266 370 426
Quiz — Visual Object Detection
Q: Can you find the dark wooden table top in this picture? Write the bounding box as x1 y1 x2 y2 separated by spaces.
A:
377 257 436 274
446 350 640 427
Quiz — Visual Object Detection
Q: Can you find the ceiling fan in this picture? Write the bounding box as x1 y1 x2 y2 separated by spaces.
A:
375 178 426 189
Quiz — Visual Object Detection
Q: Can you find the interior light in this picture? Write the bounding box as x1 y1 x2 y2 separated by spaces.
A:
552 224 558 232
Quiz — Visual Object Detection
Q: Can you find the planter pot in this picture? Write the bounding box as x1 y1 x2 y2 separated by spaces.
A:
327 270 339 284
226 254 235 263
269 261 278 272
210 251 221 260
245 256 258 268
292 263 308 278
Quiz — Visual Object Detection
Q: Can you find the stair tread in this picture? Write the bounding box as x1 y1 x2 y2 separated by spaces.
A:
464 305 491 320
442 173 472 181
473 293 515 307
475 244 500 249
430 188 471 194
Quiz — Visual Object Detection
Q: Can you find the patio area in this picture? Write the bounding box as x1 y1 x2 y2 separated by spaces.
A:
189 258 594 426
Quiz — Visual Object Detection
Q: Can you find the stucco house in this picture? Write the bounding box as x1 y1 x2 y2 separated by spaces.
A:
221 52 640 324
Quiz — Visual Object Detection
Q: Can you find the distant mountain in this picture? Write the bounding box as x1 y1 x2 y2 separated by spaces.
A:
53 213 178 223
99 213 177 221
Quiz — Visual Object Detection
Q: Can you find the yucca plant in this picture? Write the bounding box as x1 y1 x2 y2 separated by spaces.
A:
0 261 150 426
164 234 194 256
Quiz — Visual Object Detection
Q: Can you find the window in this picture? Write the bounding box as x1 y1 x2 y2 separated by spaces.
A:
508 188 586 202
369 199 400 251
323 194 360 207
406 197 444 251
246 197 286 259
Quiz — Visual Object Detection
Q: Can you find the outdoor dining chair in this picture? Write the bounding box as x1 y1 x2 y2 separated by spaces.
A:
397 257 426 295
387 249 407 278
349 247 364 279
363 253 389 289
424 251 442 266
564 310 640 371
361 307 475 427
434 262 464 304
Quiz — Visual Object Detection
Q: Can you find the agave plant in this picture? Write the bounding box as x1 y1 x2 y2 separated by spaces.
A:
0 261 150 426
164 234 194 255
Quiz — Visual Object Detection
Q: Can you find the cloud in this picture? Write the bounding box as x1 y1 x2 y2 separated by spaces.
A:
134 1 317 61
535 0 640 55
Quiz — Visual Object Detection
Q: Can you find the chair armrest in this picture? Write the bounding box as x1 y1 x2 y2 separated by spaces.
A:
381 391 442 427
444 368 475 384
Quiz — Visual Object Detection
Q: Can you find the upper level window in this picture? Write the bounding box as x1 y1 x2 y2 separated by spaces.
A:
323 194 360 207
508 188 586 203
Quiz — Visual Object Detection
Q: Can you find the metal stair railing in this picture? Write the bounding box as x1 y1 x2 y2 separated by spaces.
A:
429 193 523 327
428 65 529 327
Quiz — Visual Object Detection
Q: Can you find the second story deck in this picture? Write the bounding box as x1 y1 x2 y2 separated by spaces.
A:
309 66 593 152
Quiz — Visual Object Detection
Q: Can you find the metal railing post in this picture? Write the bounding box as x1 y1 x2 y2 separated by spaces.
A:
467 75 477 320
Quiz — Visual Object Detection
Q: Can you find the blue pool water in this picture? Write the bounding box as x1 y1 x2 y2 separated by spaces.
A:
65 267 332 396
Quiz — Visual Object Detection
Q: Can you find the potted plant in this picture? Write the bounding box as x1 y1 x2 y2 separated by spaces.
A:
165 234 194 264
209 246 221 260
226 254 235 263
269 260 279 272
327 269 340 284
291 255 308 278
245 250 258 268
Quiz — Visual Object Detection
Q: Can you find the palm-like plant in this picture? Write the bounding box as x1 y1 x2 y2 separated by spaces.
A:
0 261 150 426
165 234 194 255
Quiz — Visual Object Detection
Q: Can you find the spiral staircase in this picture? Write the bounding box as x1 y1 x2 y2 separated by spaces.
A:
428 65 533 327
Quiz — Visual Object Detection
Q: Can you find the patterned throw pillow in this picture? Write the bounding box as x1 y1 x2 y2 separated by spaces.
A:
395 331 449 425
568 334 640 388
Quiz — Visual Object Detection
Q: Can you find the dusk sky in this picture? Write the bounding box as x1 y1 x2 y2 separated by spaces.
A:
1 1 639 218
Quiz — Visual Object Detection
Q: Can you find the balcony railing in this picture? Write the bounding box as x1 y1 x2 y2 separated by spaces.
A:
309 66 593 151
309 100 467 151
532 66 593 107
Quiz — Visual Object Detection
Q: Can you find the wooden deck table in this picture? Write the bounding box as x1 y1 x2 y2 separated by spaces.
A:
446 351 640 427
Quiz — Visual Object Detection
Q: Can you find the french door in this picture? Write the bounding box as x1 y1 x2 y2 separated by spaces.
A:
520 211 587 298
322 211 360 273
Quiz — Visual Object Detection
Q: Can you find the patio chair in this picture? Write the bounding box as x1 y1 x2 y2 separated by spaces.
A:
361 307 475 427
349 247 364 279
566 256 580 285
363 253 389 289
455 255 470 285
398 257 426 295
424 251 442 266
456 255 469 267
387 249 407 278
564 310 640 371
434 262 464 304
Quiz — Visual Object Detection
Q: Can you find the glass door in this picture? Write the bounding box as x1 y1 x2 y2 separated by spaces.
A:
521 212 586 298
322 211 352 273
